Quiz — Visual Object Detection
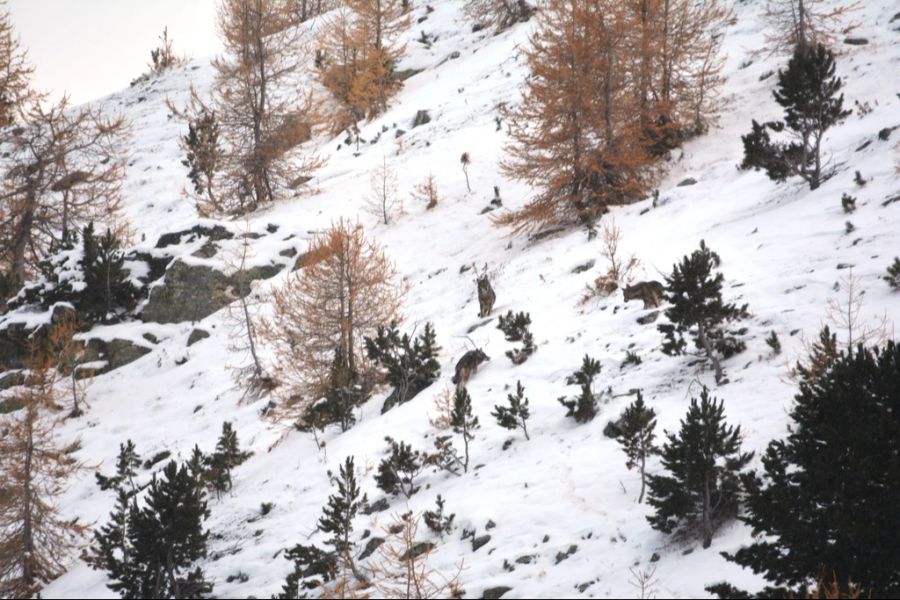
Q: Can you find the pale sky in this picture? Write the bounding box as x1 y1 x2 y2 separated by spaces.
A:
7 0 221 105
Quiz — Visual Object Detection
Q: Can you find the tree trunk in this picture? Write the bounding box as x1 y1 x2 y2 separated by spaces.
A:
697 320 724 384
702 471 712 548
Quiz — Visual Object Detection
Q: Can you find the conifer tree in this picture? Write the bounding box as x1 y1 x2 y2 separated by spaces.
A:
79 223 138 322
884 257 900 291
558 355 602 423
0 371 85 599
491 380 530 440
423 495 455 538
207 0 322 214
498 0 650 234
497 311 536 365
87 441 143 597
646 388 752 548
318 457 366 560
616 392 657 503
451 387 480 473
1 97 128 286
658 242 749 385
365 321 441 412
187 445 208 492
264 219 406 423
741 43 850 191
179 102 222 216
274 544 336 599
714 342 900 597
205 421 252 497
304 347 367 432
0 0 34 127
375 437 423 498
123 461 212 599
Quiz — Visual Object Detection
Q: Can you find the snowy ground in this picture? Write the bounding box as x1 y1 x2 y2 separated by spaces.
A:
20 0 900 598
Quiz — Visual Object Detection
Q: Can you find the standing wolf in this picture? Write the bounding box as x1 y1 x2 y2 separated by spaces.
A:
623 281 665 309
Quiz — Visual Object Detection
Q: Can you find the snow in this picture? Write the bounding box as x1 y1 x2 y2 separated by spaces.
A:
10 0 899 598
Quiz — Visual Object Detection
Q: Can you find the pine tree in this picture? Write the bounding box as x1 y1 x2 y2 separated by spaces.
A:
646 388 752 548
365 321 441 413
273 543 337 599
180 103 222 215
558 355 602 423
205 422 252 497
79 223 138 323
885 257 900 291
496 311 536 365
124 461 212 598
423 495 455 538
617 392 657 503
304 347 367 433
741 43 850 190
318 457 366 559
715 342 900 596
375 437 424 498
87 441 143 597
658 241 749 385
451 387 480 473
491 380 530 440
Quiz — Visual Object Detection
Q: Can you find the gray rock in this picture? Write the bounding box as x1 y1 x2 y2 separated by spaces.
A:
358 537 385 560
677 177 698 187
413 110 431 128
155 224 233 249
844 37 868 45
481 586 512 599
603 419 623 439
84 338 153 373
363 497 390 515
187 329 210 346
141 260 283 324
402 542 435 561
472 535 491 552
555 544 578 564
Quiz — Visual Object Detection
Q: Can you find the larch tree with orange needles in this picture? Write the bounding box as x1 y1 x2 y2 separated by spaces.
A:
0 0 33 128
499 0 651 235
0 346 85 599
209 0 323 215
0 97 129 287
625 0 731 149
317 0 408 135
264 219 406 423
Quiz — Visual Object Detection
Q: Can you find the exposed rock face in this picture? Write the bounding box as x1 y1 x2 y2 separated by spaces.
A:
83 338 153 374
140 260 282 324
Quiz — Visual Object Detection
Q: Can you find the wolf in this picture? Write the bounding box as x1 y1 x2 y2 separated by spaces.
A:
623 280 665 309
476 273 496 318
451 349 489 389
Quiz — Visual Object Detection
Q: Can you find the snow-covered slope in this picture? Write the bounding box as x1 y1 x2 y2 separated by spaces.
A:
30 1 900 597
